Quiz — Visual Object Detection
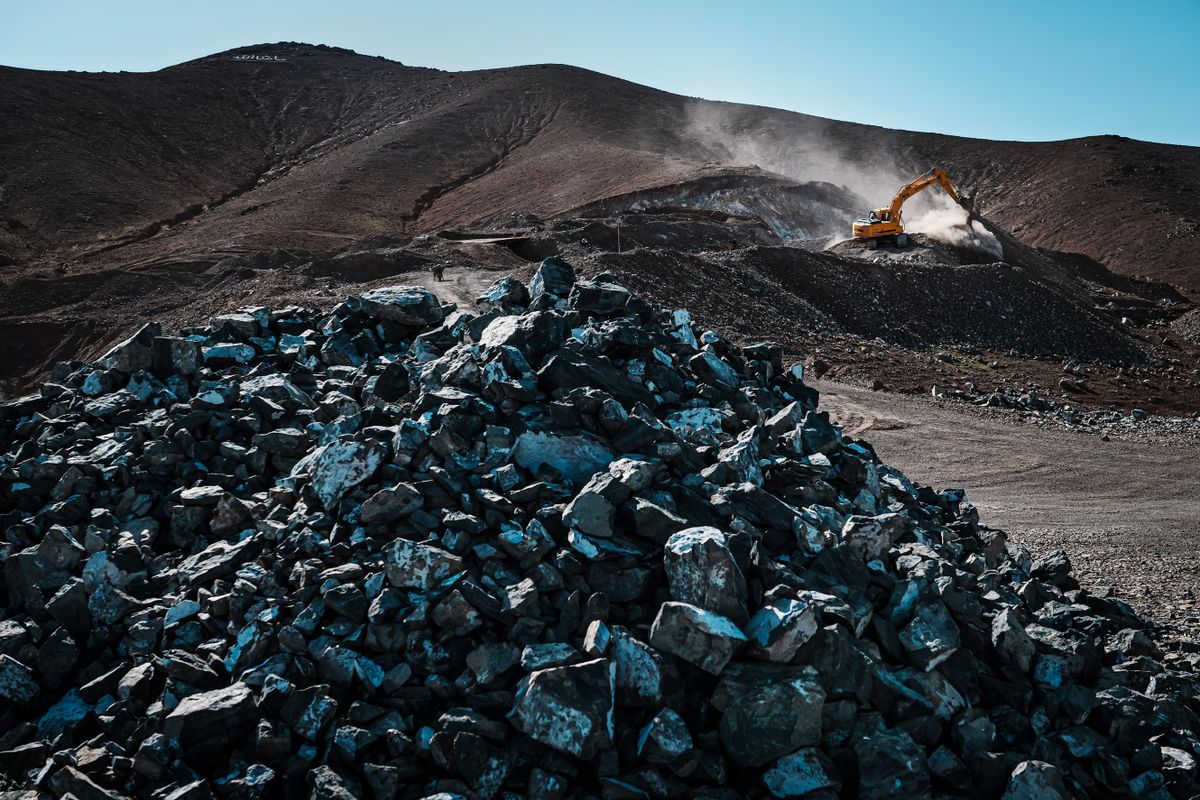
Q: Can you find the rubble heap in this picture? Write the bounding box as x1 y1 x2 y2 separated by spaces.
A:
931 384 1200 440
933 384 1127 428
2 258 1199 799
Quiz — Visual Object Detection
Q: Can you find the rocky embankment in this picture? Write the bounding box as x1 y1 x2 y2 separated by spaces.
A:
931 384 1200 442
2 258 1198 799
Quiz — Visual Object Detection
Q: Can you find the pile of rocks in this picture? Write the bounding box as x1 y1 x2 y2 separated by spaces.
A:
932 384 1200 440
933 384 1110 425
3 258 1200 799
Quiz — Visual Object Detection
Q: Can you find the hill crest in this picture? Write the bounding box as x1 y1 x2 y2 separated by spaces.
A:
0 43 1197 293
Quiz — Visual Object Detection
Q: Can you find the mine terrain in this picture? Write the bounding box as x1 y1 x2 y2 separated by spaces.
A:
2 42 1199 403
1 40 1199 800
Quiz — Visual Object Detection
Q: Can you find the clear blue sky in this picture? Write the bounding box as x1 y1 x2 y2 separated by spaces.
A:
3 0 1197 146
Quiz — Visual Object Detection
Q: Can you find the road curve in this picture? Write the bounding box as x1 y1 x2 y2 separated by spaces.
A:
814 380 1200 633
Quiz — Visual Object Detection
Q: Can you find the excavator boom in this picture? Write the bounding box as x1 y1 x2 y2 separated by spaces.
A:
887 168 966 219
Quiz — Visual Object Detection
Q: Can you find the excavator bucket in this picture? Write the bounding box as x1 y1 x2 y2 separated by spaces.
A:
960 193 976 222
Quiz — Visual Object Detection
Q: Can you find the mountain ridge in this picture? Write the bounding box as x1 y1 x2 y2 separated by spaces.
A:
1 42 1197 291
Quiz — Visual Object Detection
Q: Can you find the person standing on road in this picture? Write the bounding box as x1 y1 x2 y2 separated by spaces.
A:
431 263 446 282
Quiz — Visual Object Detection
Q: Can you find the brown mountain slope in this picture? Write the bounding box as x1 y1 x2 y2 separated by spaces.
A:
1 42 1197 292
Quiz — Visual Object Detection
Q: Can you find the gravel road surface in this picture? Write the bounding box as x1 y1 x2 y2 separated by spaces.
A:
816 380 1200 637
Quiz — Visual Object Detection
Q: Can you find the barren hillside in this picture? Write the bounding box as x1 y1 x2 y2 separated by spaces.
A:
2 42 1198 291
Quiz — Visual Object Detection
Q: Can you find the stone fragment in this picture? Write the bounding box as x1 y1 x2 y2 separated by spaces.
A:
569 280 630 315
509 658 615 759
478 276 531 310
562 489 615 538
530 256 576 300
98 322 162 373
852 716 930 800
309 765 361 800
50 765 126 800
713 663 825 766
467 643 520 687
649 601 747 675
204 342 257 366
178 536 263 586
503 578 539 615
164 682 257 748
637 708 692 764
689 350 739 392
840 513 907 561
583 620 611 656
511 431 614 486
521 643 579 671
1001 760 1070 800
308 439 386 509
763 749 839 798
663 527 748 624
992 607 1035 673
354 286 447 326
360 482 424 524
384 539 464 590
0 655 39 704
610 627 668 706
153 336 202 376
745 596 818 662
898 600 960 670
537 352 651 404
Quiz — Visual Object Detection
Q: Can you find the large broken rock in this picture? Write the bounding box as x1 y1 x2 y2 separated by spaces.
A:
0 655 39 704
898 599 960 670
529 256 576 300
636 708 692 764
663 527 748 624
852 715 930 799
97 322 162 374
359 482 423 524
1001 760 1071 800
509 658 614 759
352 285 447 326
610 626 671 706
763 748 839 798
511 430 614 486
163 682 257 748
745 594 819 662
569 279 629 315
307 439 386 509
713 663 825 767
384 538 463 590
537 351 652 404
649 601 747 675
992 607 1035 672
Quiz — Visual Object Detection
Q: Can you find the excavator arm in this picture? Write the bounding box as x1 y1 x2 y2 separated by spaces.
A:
887 168 971 221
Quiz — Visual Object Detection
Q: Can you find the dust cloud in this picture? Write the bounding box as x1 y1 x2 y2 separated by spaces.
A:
681 100 1002 257
905 193 1004 258
682 101 903 209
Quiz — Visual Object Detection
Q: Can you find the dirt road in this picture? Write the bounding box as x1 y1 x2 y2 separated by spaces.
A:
815 381 1200 633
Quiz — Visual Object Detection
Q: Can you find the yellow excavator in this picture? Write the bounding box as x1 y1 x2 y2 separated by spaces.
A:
852 167 973 249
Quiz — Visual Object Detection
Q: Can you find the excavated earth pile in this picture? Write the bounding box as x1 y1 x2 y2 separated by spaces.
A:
2 258 1200 799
